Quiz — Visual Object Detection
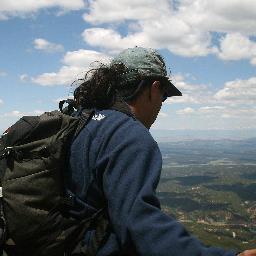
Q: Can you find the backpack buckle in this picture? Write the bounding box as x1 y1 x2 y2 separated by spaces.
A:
0 199 7 246
0 147 13 160
14 150 24 161
0 216 6 245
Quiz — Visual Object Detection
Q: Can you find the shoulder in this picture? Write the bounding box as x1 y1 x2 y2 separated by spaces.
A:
73 109 160 157
90 109 157 147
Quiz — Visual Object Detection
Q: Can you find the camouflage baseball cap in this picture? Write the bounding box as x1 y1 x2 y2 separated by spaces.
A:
112 47 182 97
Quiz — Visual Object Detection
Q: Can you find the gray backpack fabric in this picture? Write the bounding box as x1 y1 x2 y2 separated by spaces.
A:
0 108 109 256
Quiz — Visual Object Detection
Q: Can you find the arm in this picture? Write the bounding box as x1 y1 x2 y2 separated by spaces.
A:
238 250 256 256
97 122 237 256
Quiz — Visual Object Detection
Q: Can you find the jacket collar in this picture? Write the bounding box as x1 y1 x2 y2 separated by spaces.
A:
110 95 135 118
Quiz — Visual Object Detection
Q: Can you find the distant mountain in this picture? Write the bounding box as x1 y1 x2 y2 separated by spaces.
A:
151 129 256 142
158 137 256 165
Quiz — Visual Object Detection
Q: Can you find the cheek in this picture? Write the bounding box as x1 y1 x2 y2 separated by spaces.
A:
153 102 162 120
157 102 162 115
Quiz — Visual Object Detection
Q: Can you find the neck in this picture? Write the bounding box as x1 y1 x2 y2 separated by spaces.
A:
110 95 134 117
128 104 151 129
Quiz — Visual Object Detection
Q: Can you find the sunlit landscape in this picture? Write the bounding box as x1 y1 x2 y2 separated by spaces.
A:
158 138 256 251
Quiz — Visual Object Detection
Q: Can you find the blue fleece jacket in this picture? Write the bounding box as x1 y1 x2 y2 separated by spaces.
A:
67 109 237 256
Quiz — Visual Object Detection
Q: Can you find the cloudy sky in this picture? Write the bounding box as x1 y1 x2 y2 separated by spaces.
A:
0 0 256 134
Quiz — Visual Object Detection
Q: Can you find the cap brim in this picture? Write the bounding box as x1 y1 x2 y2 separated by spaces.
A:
164 79 182 97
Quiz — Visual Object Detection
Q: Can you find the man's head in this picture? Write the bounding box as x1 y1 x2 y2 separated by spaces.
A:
112 47 182 128
112 47 182 100
74 46 182 128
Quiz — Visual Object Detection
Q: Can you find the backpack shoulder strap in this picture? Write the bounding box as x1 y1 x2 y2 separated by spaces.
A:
73 109 95 139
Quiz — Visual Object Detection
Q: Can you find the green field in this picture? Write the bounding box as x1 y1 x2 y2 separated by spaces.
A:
157 139 256 251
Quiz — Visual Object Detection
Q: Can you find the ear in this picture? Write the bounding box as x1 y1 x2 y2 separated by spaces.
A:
152 80 160 90
150 81 161 99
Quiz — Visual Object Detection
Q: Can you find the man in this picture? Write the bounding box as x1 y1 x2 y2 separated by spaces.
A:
68 47 256 256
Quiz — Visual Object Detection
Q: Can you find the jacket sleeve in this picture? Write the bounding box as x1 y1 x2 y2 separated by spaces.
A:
96 121 237 256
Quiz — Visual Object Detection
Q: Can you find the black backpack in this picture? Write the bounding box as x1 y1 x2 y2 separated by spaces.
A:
0 102 109 256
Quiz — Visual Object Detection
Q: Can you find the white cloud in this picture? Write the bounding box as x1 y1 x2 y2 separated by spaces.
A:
34 38 64 53
202 107 256 119
0 99 3 105
176 105 256 121
221 108 256 119
167 74 256 128
199 106 226 113
214 77 256 105
63 49 110 67
82 0 216 57
171 75 256 108
167 74 256 112
3 110 23 118
20 74 30 82
0 0 85 19
172 74 208 92
32 66 83 86
0 70 7 77
82 28 140 53
82 0 256 61
251 57 256 65
83 24 215 58
178 0 256 35
1 0 256 62
83 0 171 24
2 110 44 118
197 106 227 118
83 0 256 35
2 0 256 61
32 49 110 86
158 112 168 118
0 13 8 20
218 33 256 64
177 107 195 115
168 94 199 104
167 74 211 104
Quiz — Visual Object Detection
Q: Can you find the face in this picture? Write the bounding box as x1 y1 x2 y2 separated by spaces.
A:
149 81 165 126
128 80 168 129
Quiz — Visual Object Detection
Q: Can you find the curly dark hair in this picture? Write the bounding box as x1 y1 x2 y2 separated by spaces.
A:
73 63 121 109
74 63 138 109
73 62 165 109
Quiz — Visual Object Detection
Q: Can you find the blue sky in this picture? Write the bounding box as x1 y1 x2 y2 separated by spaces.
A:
0 0 256 134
